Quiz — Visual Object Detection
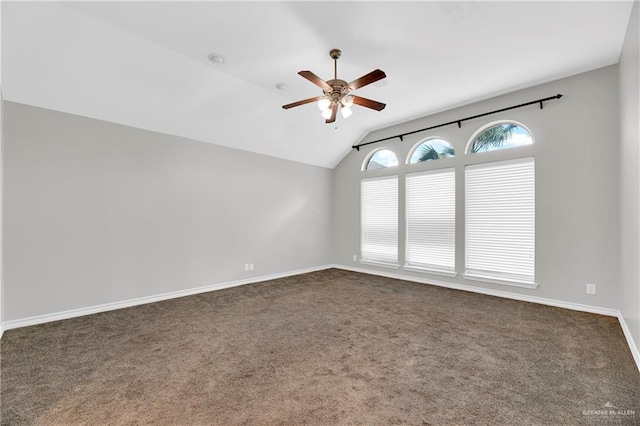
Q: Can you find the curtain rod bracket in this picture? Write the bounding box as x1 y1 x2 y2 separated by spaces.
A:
399 135 404 142
457 121 461 128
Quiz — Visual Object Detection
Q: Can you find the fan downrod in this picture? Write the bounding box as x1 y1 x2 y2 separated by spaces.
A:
328 49 345 89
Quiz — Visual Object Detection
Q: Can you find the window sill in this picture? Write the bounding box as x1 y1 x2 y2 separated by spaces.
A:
403 265 457 278
359 259 400 270
463 273 538 290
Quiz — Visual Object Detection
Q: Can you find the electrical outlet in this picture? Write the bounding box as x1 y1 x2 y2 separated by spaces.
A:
353 254 357 262
244 264 249 272
249 263 254 271
586 283 596 295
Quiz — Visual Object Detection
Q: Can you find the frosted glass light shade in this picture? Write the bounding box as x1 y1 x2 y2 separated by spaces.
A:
317 98 331 111
341 106 352 119
341 95 354 108
322 108 333 119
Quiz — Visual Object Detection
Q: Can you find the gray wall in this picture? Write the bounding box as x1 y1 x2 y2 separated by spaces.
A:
3 101 332 321
0 88 3 332
620 0 640 353
333 65 621 309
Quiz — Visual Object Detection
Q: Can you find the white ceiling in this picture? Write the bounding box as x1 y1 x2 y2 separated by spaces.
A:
2 1 634 168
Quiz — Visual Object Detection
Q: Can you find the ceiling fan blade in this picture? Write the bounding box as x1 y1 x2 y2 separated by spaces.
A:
298 71 332 90
352 95 386 111
348 69 386 90
325 103 338 124
282 96 325 110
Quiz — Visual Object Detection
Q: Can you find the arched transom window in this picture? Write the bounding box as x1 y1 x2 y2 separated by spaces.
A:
364 149 398 171
467 122 533 154
408 138 455 164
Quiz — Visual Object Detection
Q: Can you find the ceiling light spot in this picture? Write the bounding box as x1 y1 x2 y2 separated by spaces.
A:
208 53 225 64
275 83 289 91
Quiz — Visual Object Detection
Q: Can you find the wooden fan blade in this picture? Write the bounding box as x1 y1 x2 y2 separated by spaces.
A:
352 95 386 111
298 71 331 90
282 96 326 110
325 103 338 124
348 69 386 90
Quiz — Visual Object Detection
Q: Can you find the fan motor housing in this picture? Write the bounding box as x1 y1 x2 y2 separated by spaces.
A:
323 79 351 102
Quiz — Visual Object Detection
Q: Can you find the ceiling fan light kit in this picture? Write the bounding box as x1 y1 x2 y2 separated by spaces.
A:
282 49 387 124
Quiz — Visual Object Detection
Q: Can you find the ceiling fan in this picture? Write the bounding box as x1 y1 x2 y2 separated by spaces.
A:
282 49 386 124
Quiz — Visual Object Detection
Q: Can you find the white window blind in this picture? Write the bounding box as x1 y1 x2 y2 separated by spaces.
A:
406 168 455 273
361 176 398 266
465 157 535 285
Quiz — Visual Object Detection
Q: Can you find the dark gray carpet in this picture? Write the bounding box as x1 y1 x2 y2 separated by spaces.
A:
1 269 639 425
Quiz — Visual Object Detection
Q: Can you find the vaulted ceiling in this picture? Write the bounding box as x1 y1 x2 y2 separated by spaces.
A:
2 1 634 168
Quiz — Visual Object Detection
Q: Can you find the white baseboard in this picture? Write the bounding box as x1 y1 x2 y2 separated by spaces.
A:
617 312 640 372
332 264 640 372
2 264 333 331
333 264 619 315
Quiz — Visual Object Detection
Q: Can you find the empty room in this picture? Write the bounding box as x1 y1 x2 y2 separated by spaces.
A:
1 1 639 424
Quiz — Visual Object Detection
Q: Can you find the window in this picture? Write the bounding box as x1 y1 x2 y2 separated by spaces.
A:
408 138 455 164
406 168 455 275
468 122 533 154
465 157 535 287
359 119 535 287
361 176 398 266
364 149 398 170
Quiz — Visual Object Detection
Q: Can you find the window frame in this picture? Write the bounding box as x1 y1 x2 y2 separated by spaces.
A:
404 167 457 277
465 120 534 155
360 175 400 269
362 147 399 171
463 156 537 289
406 137 455 165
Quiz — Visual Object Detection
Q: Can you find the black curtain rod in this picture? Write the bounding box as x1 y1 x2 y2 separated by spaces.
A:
352 93 563 151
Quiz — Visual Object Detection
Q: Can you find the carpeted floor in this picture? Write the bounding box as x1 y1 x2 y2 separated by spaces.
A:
1 269 639 425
